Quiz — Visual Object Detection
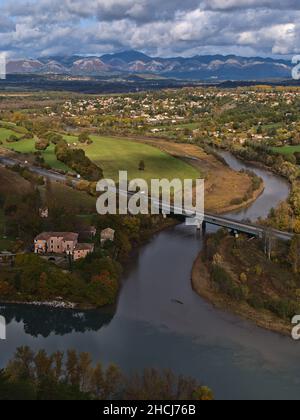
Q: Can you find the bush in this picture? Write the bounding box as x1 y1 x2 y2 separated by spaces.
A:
78 131 91 144
240 273 247 282
212 265 246 301
45 132 63 145
35 138 50 151
55 141 103 181
6 135 19 143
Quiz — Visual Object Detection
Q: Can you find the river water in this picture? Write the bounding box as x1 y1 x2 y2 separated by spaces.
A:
1 153 299 400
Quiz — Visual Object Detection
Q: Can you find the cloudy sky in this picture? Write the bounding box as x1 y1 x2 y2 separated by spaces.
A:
0 0 300 58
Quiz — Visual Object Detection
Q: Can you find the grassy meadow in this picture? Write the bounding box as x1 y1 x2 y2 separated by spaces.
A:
0 126 200 181
272 145 300 155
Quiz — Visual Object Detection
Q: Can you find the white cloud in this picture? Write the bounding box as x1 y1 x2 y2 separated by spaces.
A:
1 0 300 58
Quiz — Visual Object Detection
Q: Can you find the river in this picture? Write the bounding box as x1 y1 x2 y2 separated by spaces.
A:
1 153 299 400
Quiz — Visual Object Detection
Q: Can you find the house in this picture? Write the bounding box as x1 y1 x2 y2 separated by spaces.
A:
101 228 115 245
73 243 94 261
34 232 79 255
39 207 49 219
34 231 95 260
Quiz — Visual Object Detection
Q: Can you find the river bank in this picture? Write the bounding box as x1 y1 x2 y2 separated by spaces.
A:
191 251 292 337
0 217 178 311
215 182 265 215
191 151 293 337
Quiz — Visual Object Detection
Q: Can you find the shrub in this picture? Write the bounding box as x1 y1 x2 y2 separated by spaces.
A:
240 273 247 283
55 141 103 181
6 135 19 143
212 265 245 301
35 138 50 151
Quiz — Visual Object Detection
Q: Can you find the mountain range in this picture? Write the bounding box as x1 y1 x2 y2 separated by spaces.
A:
5 50 293 81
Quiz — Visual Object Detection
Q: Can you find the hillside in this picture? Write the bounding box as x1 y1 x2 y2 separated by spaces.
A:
5 51 293 81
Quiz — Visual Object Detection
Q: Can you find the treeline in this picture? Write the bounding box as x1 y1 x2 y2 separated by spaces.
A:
55 139 103 181
0 347 213 401
0 253 120 308
0 179 172 307
229 142 300 233
10 164 45 186
232 141 300 182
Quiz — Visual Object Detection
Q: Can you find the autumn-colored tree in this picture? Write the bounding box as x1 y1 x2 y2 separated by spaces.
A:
78 352 92 392
288 235 300 274
34 350 53 381
66 350 79 387
78 131 90 144
52 351 64 382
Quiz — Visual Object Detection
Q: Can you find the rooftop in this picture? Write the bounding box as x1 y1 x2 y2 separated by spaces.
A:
35 232 79 241
74 243 94 251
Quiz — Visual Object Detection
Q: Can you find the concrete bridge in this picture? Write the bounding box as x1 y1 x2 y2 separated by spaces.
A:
0 155 294 242
202 213 293 241
143 194 294 242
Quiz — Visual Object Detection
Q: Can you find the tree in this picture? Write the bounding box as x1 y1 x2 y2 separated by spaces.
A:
52 351 64 382
192 386 214 401
7 134 19 143
78 131 91 144
45 178 55 210
90 363 104 399
102 364 122 400
139 160 145 171
294 152 300 165
66 350 79 387
288 235 300 274
7 346 34 381
263 228 275 260
34 350 52 381
78 352 92 392
35 138 50 151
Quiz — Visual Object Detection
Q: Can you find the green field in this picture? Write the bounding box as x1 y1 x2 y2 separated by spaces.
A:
0 128 23 142
57 134 199 181
0 127 200 181
272 145 300 155
86 136 199 181
0 128 69 171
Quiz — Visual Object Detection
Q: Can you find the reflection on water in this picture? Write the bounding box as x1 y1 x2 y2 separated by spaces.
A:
0 304 114 338
1 153 300 400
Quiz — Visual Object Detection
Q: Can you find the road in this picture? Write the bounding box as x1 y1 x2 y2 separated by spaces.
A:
0 155 294 242
0 156 76 184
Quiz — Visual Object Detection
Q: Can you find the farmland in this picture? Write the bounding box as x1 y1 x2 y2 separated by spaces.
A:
81 135 199 182
0 125 200 182
272 145 300 155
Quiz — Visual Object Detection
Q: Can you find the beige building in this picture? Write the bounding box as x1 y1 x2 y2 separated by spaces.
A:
34 232 79 255
73 243 94 261
101 228 115 245
39 207 49 219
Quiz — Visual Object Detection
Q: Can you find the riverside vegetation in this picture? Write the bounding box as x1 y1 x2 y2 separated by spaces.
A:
0 347 213 400
192 229 300 335
0 171 173 308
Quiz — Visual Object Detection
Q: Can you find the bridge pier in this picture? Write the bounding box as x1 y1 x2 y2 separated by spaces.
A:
197 222 207 235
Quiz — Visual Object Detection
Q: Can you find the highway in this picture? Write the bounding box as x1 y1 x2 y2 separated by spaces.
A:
0 155 294 242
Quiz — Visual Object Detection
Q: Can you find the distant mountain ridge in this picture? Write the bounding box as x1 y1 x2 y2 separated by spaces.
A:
5 50 293 81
